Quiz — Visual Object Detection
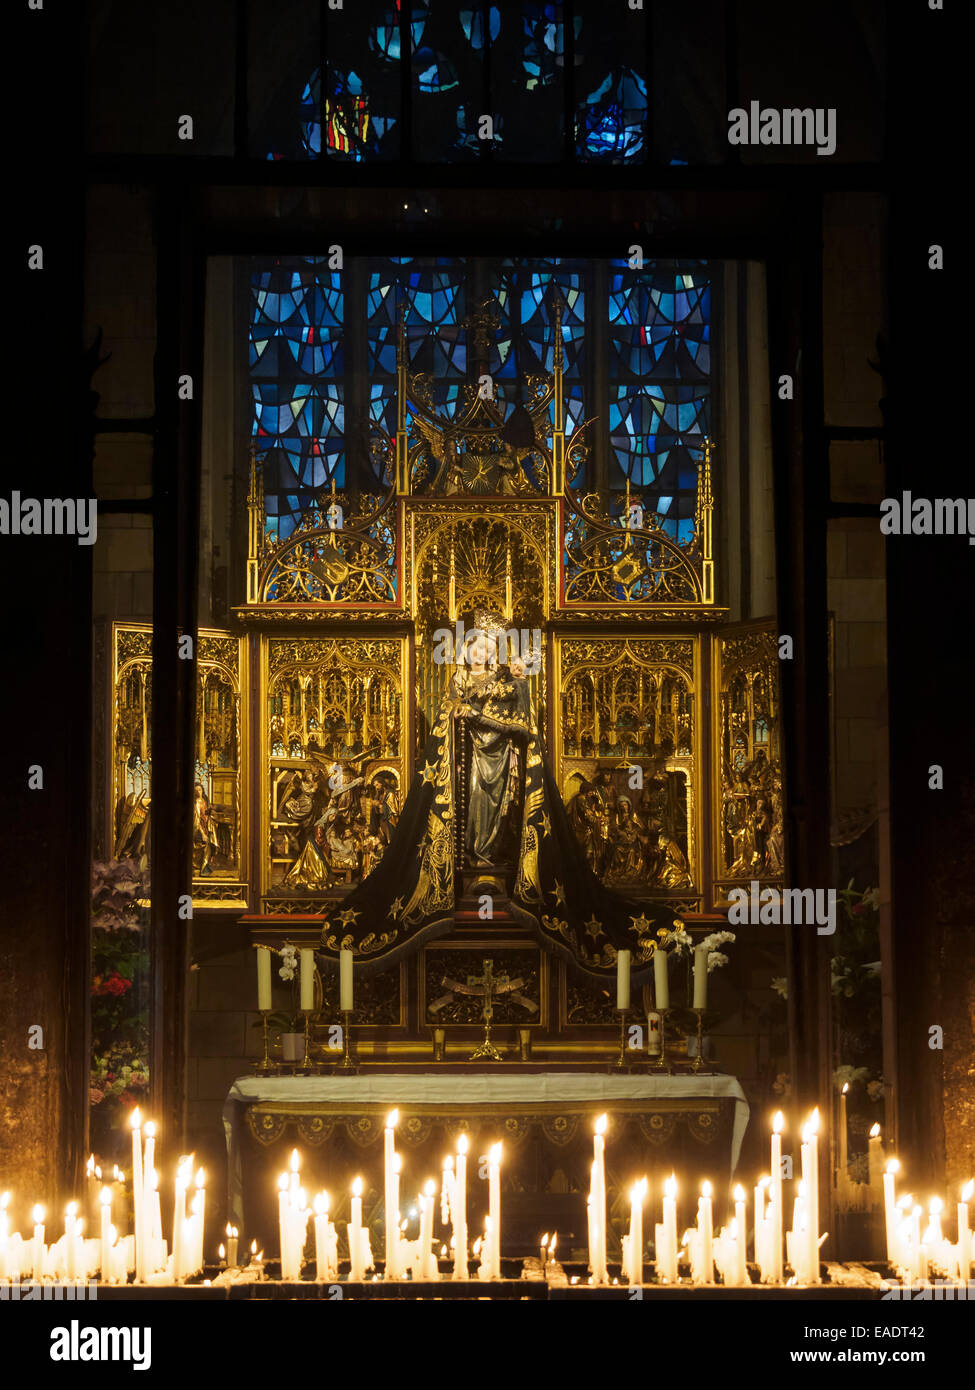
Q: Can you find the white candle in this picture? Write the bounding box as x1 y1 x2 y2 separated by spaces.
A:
173 1161 189 1281
867 1123 883 1193
589 1115 608 1284
314 1192 336 1281
958 1181 973 1278
299 947 315 1012
0 1192 8 1280
130 1109 144 1280
696 1182 713 1284
256 945 273 1011
190 1170 206 1274
616 949 631 1010
31 1205 45 1280
99 1189 113 1281
389 1153 402 1278
225 1223 238 1269
453 1134 468 1280
348 1177 365 1281
64 1203 79 1280
754 1177 769 1279
487 1143 502 1279
419 1180 437 1280
882 1159 900 1265
801 1109 821 1284
733 1186 748 1285
277 1174 290 1277
441 1155 454 1228
653 945 669 1011
625 1179 646 1285
693 944 709 1009
384 1110 399 1277
339 948 354 1012
770 1112 784 1282
656 1174 679 1283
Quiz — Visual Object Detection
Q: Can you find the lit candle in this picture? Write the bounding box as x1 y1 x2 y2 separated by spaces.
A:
256 945 272 1012
693 944 709 1009
653 945 669 1011
624 1179 646 1285
190 1169 206 1274
453 1134 468 1280
770 1112 784 1282
754 1177 770 1280
616 949 631 1010
388 1153 402 1279
339 948 354 1012
314 1192 337 1281
99 1188 112 1281
441 1155 454 1228
924 1198 944 1274
656 1174 679 1283
733 1186 748 1286
384 1110 399 1277
31 1204 45 1280
801 1109 821 1284
487 1143 502 1279
419 1179 437 1280
882 1159 900 1265
226 1223 238 1269
539 1231 548 1272
695 1182 713 1284
299 947 315 1013
130 1109 144 1281
867 1123 883 1193
589 1115 608 1284
348 1177 365 1281
957 1181 973 1279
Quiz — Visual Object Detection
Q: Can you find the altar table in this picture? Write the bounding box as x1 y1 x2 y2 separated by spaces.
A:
223 1073 750 1231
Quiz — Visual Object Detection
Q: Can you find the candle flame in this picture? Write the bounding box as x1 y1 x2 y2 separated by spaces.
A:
457 1133 469 1155
218 1244 225 1259
290 1148 300 1172
733 1185 745 1202
773 1111 784 1133
196 1168 206 1188
130 1108 141 1129
86 1155 94 1176
869 1123 881 1138
549 1233 557 1255
250 1239 258 1254
226 1222 233 1236
962 1181 974 1203
424 1179 436 1198
278 1174 289 1192
701 1180 712 1198
758 1176 770 1190
66 1201 78 1218
664 1174 678 1199
595 1114 608 1136
489 1142 502 1163
929 1197 942 1214
314 1193 328 1215
352 1176 363 1197
144 1121 156 1138
472 1237 481 1255
386 1109 399 1129
32 1204 44 1223
99 1188 111 1207
841 1082 849 1094
886 1158 900 1175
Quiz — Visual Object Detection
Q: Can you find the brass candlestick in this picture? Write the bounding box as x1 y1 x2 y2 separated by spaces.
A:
334 1010 358 1072
256 1011 276 1073
690 1007 706 1072
649 1008 672 1072
431 1027 445 1063
615 1009 631 1070
300 1012 319 1073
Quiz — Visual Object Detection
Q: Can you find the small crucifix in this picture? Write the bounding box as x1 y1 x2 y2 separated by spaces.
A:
466 959 509 1061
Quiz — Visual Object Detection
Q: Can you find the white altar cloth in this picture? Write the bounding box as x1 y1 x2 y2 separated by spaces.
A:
223 1073 750 1228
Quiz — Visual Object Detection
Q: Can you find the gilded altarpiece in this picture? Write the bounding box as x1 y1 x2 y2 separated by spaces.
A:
261 634 409 913
111 624 248 907
712 625 784 905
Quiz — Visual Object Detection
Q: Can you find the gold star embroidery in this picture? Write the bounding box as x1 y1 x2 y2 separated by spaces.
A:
584 915 603 941
420 761 438 784
338 908 360 927
553 880 566 907
388 897 404 920
539 813 551 837
630 913 652 935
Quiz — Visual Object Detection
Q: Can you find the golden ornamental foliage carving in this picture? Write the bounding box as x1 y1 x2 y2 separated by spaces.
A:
717 627 784 881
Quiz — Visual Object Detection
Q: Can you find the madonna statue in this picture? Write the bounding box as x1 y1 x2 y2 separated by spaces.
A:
321 611 678 978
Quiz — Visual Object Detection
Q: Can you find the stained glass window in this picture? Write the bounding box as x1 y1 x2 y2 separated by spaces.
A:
607 260 711 541
249 257 344 541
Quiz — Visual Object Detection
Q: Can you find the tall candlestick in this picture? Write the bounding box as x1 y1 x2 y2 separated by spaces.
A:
487 1143 502 1279
801 1109 821 1284
256 945 272 1012
348 1177 365 1281
339 948 354 1012
770 1112 784 1282
453 1134 468 1280
616 949 631 1010
384 1110 399 1277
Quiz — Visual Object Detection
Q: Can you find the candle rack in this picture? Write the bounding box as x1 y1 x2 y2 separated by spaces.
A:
333 1010 358 1072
